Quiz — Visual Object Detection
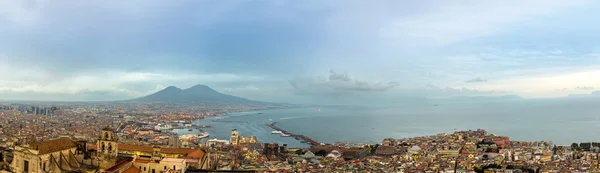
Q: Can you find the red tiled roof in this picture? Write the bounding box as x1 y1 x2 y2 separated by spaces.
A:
186 150 204 159
119 144 153 152
122 165 141 173
135 159 151 164
105 158 133 172
87 143 204 158
88 145 97 151
29 138 77 155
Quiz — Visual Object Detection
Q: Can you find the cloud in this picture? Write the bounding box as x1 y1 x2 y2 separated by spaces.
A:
576 86 595 90
424 84 510 97
568 90 600 98
0 0 599 103
0 68 266 101
465 77 488 83
289 70 399 95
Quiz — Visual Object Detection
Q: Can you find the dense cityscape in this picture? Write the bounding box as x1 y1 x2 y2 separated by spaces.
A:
4 0 600 172
1 103 600 173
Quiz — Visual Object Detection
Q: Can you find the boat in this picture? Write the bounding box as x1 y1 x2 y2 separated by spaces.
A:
198 132 210 139
272 131 283 134
280 133 291 137
154 124 173 131
188 129 193 131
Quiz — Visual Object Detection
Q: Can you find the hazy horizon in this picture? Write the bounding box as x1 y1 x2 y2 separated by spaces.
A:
2 0 600 105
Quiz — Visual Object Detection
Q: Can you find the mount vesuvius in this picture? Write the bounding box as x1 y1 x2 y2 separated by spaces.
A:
131 84 270 105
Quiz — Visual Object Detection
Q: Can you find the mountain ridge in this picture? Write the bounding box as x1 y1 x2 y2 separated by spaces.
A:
131 84 267 105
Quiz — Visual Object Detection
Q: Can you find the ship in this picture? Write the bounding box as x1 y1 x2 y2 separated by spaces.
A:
154 124 173 131
198 132 210 139
272 130 282 134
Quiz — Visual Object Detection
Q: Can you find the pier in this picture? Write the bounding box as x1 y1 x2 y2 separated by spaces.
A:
266 122 321 146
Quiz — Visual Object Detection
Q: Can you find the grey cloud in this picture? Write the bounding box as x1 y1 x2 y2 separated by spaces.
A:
568 90 600 98
576 86 595 90
465 77 487 83
424 84 510 97
289 70 399 95
554 88 568 92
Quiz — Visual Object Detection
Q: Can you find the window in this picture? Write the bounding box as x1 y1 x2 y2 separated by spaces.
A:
152 169 155 173
164 166 167 170
24 160 29 173
144 167 146 171
173 165 176 170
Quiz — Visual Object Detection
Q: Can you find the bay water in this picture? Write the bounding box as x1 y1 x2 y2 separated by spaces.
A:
176 97 600 148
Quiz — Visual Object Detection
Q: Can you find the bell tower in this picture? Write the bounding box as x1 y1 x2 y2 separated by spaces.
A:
97 126 118 169
230 129 239 145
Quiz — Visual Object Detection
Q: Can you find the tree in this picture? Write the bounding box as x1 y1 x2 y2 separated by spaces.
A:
506 165 515 169
572 143 579 149
315 150 327 157
294 149 306 155
474 166 484 173
484 164 502 169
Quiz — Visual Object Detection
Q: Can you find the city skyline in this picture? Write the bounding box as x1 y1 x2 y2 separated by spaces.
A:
2 0 600 104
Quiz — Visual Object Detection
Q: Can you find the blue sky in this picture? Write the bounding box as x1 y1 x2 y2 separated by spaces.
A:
1 0 600 104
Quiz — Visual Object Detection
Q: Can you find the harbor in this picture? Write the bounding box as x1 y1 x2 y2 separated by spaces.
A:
266 122 321 146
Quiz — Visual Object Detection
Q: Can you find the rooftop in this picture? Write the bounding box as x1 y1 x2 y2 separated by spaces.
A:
161 158 185 163
28 137 77 155
104 158 133 172
122 166 141 173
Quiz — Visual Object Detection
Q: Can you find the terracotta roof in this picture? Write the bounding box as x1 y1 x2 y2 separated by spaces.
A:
122 165 141 173
105 158 133 172
162 148 196 154
186 150 204 159
135 159 151 164
29 138 77 155
88 145 97 151
87 143 203 157
119 144 154 152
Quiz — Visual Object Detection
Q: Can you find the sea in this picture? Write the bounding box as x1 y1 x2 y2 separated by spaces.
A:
174 97 600 148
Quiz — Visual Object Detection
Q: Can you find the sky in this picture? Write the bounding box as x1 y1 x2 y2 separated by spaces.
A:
1 0 600 104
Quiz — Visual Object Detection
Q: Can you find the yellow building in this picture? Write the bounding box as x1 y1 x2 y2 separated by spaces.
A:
230 129 257 145
90 127 205 173
11 137 88 173
438 149 460 158
230 129 240 145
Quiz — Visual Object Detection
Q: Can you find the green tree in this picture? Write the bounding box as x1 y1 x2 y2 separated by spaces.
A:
294 149 306 155
315 150 327 157
474 166 484 173
572 143 579 149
